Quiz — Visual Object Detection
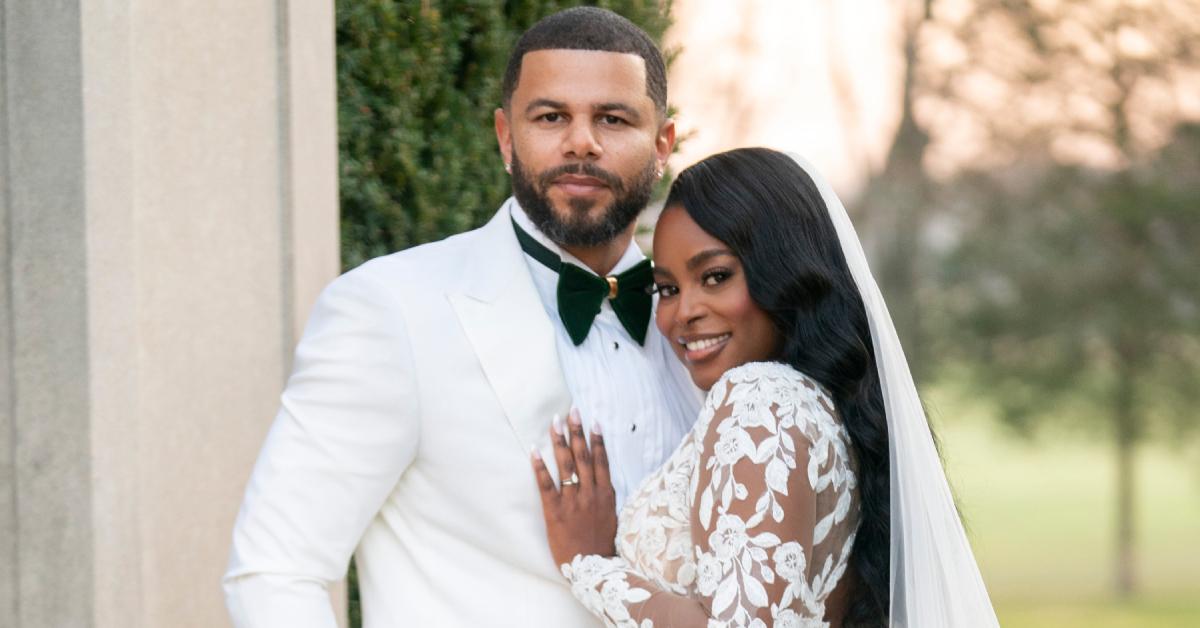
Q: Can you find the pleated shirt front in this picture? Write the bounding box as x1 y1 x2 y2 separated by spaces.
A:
510 199 702 509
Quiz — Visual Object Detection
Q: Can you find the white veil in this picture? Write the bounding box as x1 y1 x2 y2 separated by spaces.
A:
786 153 1000 627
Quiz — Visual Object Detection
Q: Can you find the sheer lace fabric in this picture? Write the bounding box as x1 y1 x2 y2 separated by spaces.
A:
563 362 861 627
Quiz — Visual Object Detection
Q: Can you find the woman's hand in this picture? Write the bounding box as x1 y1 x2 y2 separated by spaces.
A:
531 409 618 567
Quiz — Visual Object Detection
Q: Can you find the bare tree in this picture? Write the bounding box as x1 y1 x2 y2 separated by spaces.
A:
852 0 939 381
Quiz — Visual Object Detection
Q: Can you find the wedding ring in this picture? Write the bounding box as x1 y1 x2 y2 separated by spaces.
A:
561 473 579 487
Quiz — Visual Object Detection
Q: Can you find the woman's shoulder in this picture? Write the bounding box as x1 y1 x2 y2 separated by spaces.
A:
702 361 841 436
707 361 830 403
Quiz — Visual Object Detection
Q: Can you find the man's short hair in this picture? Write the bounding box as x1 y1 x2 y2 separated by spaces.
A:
502 7 668 117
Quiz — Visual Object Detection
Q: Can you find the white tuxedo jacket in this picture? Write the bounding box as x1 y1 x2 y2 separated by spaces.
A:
224 204 689 627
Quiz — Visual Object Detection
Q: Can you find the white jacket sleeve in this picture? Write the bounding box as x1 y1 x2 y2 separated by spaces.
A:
223 266 420 627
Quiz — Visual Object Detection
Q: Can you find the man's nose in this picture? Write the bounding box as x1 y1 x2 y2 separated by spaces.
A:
561 118 602 160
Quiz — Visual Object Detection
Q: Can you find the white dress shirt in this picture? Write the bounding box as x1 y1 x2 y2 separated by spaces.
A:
511 201 701 509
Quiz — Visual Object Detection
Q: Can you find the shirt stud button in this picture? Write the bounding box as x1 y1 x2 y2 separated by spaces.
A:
613 341 620 350
631 424 637 432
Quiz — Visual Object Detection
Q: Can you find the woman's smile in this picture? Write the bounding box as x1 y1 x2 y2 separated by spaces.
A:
679 332 732 363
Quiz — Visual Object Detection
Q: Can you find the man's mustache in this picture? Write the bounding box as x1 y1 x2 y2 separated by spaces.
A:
537 163 625 193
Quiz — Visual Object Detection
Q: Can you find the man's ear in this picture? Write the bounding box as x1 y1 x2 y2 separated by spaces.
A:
495 107 513 167
655 117 676 172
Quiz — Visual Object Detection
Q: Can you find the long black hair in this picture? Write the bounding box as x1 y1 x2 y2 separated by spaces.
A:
664 148 890 626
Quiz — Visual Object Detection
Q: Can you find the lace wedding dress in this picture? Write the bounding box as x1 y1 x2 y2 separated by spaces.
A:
563 361 861 627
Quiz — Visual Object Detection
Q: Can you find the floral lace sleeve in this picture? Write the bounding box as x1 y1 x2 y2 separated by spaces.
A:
562 362 860 628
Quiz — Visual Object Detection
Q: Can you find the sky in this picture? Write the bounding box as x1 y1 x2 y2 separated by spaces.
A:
665 0 905 198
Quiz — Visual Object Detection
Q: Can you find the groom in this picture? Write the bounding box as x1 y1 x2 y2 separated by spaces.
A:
223 7 700 627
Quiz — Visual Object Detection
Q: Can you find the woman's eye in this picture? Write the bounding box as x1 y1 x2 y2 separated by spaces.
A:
701 269 731 287
655 284 679 298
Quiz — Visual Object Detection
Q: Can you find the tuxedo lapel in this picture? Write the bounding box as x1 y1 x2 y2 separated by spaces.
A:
447 201 573 449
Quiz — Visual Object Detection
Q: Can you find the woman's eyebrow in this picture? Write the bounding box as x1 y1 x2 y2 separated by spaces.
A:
686 248 735 270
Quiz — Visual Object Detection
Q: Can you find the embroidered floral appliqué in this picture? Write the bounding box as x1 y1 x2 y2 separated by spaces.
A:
563 362 860 627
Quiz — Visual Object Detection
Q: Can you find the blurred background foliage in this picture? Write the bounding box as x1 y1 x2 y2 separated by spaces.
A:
335 0 1199 626
853 0 1200 613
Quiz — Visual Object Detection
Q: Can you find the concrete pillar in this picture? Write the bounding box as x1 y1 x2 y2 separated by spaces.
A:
0 1 340 626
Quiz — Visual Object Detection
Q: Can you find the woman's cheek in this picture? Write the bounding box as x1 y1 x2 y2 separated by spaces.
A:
654 302 670 335
727 279 761 319
654 305 679 354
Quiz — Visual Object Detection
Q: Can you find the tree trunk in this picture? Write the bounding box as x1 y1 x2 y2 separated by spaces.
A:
1113 365 1137 596
858 0 934 379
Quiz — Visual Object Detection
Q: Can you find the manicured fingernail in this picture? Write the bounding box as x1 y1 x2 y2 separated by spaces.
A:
591 421 602 436
530 445 542 460
552 414 563 434
569 408 582 426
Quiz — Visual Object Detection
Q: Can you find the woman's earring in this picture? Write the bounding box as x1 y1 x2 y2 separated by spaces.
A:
505 162 512 174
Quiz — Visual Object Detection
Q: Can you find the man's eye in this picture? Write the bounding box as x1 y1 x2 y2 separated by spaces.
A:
600 114 624 125
540 113 563 123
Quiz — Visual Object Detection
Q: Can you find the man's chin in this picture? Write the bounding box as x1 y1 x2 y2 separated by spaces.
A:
546 189 612 216
550 212 609 236
519 181 645 247
545 202 611 230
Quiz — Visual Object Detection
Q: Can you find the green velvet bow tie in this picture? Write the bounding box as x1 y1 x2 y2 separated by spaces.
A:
513 219 653 346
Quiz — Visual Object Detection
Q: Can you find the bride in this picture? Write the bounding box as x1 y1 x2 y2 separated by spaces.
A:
530 148 998 627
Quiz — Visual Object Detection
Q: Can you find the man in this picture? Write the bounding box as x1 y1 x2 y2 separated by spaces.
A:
223 7 700 627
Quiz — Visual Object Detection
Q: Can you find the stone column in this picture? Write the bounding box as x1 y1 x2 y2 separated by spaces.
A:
0 1 340 626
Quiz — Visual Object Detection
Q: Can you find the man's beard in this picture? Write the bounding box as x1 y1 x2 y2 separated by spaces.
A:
511 152 658 248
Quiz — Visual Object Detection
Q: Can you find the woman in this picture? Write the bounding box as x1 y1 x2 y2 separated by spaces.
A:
531 148 997 627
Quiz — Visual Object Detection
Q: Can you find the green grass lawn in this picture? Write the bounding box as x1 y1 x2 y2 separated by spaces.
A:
926 387 1200 627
